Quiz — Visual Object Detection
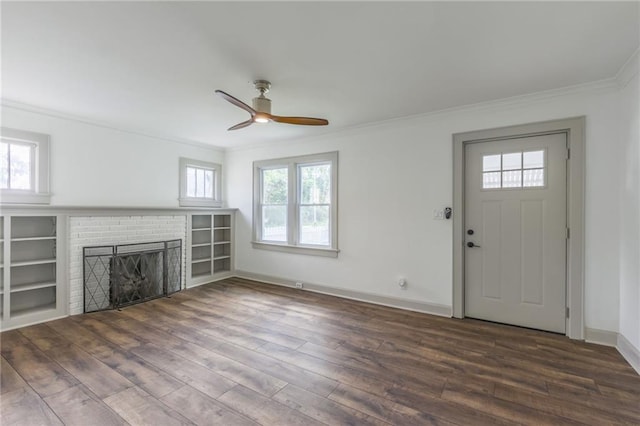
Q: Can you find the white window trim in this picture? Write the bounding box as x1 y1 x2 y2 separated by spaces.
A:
1 127 51 204
178 157 222 207
252 151 339 257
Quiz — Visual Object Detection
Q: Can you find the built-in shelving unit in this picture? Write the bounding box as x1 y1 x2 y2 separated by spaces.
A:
1 215 66 330
187 211 234 287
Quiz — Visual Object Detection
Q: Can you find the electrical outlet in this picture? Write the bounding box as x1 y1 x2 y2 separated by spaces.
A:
295 282 303 289
432 209 444 220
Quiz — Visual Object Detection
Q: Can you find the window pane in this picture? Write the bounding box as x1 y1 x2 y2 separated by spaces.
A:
262 205 287 242
10 144 32 190
523 150 544 169
204 169 213 198
0 142 8 189
195 168 205 197
262 168 288 203
300 164 331 204
300 205 329 245
482 155 501 172
186 167 196 197
523 168 545 187
502 152 521 171
483 172 501 189
502 170 522 188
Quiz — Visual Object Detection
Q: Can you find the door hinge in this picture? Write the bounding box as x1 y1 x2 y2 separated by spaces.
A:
566 307 570 318
566 227 570 239
566 148 571 160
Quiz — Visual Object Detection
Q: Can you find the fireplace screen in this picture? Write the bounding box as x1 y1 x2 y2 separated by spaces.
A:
83 239 181 312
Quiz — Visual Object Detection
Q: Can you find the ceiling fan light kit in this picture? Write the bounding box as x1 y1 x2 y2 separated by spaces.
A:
215 80 329 131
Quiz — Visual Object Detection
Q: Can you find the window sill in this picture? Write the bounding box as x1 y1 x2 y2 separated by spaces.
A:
1 191 51 205
251 241 339 258
178 198 222 208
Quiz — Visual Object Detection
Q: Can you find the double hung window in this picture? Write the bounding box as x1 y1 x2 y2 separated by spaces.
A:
253 152 338 257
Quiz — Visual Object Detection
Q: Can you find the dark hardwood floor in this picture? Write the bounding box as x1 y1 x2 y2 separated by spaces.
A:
1 277 639 425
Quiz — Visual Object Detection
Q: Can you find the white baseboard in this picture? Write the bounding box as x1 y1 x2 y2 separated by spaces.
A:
617 333 640 375
234 270 452 317
585 327 618 347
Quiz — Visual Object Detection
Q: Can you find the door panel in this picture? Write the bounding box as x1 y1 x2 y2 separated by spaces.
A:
465 133 567 333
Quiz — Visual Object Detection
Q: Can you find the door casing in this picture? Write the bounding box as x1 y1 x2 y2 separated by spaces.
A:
452 117 585 339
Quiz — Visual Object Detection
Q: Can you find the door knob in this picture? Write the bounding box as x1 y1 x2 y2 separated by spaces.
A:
467 242 481 248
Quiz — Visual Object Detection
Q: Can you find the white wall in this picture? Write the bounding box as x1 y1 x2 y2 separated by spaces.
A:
1 105 225 207
226 82 623 333
618 52 640 354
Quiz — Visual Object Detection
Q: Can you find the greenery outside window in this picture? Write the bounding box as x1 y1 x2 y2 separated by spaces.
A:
253 152 338 257
1 127 51 204
179 157 222 207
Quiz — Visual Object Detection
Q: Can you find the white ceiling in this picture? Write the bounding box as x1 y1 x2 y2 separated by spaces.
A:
2 2 638 149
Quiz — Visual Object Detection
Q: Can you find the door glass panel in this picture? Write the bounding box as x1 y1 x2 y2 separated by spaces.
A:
502 170 521 188
502 152 521 170
483 150 545 190
523 150 544 169
482 155 501 172
523 169 544 187
482 172 501 189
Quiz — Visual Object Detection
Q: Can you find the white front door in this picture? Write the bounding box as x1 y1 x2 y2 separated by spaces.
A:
464 133 567 333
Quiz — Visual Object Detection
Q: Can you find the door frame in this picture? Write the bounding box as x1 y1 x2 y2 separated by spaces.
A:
452 117 585 339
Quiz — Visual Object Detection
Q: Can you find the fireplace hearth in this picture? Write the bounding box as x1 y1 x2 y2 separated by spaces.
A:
83 240 181 312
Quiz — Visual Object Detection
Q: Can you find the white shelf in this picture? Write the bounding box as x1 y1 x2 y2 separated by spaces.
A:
11 236 56 242
1 214 62 331
10 281 56 293
11 302 57 318
11 258 57 267
189 213 233 282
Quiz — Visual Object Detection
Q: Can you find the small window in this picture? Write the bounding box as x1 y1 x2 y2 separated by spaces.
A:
482 150 545 189
1 127 50 204
253 152 338 257
179 158 222 207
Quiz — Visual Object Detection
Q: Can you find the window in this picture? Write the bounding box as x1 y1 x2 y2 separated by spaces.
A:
179 157 222 207
1 127 51 204
482 150 545 189
253 152 338 257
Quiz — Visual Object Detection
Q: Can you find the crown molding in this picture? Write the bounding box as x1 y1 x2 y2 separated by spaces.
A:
226 77 619 153
0 99 226 153
615 47 640 89
3 73 621 156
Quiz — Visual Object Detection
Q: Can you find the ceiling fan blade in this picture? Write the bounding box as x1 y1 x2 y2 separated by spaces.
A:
215 90 255 116
228 119 254 131
271 116 329 126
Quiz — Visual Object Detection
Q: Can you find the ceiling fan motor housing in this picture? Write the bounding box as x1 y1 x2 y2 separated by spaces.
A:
252 96 271 114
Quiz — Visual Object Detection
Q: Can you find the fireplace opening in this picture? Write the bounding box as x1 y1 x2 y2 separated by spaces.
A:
83 240 181 313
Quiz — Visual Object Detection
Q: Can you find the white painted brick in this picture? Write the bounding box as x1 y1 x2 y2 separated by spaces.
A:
69 214 187 315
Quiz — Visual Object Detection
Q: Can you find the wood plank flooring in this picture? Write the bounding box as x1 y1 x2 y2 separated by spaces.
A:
1 277 639 425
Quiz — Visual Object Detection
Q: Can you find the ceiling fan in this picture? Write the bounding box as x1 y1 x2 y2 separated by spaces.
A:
215 80 329 131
